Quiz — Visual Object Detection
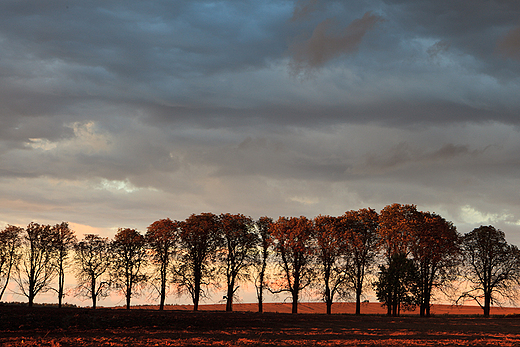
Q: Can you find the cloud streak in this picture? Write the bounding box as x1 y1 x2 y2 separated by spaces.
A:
289 11 384 73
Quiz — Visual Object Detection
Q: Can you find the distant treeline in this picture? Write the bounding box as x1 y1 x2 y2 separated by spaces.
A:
1 203 519 317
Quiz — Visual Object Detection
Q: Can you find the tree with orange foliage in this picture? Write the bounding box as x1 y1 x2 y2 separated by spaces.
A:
344 208 380 315
146 218 179 310
411 212 460 317
253 216 273 313
176 213 221 311
313 215 350 315
270 216 314 314
218 213 257 311
111 228 148 310
377 203 420 316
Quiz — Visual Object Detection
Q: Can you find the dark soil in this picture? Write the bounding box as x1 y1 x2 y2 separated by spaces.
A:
1 305 520 346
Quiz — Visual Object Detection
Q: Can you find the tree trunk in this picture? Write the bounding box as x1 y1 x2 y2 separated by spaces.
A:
484 291 491 317
258 270 264 313
91 277 97 309
355 282 362 315
324 275 332 315
58 270 64 308
226 281 234 312
160 273 166 311
126 285 132 310
193 272 201 311
292 290 299 314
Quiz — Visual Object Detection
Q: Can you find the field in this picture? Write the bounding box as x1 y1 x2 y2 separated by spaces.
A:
2 303 520 346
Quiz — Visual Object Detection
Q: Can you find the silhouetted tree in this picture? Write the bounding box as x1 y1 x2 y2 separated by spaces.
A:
175 213 221 311
146 218 179 310
51 222 77 308
411 212 460 317
253 216 273 313
15 223 56 307
313 215 350 315
459 225 520 317
344 208 380 315
377 203 420 315
0 225 23 300
111 228 148 310
270 216 314 314
375 252 419 316
74 234 112 309
218 213 257 311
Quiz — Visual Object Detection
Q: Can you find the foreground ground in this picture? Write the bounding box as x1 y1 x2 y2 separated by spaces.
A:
2 304 520 346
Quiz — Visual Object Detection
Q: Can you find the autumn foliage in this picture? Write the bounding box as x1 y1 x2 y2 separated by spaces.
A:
3 203 520 319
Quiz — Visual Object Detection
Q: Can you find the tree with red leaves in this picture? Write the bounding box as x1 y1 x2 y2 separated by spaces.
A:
344 208 380 315
313 215 350 315
176 213 221 311
111 228 148 310
146 218 179 310
270 216 314 314
411 212 460 317
377 203 420 316
218 213 257 311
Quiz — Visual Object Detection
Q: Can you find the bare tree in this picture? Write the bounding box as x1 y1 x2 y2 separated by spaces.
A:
270 216 314 314
0 225 23 300
51 222 77 308
175 213 221 311
74 234 112 309
15 222 56 307
146 218 178 310
253 216 273 313
111 228 148 310
459 225 520 317
218 213 257 311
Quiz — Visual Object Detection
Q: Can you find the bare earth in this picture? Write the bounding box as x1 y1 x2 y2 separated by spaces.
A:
2 303 520 346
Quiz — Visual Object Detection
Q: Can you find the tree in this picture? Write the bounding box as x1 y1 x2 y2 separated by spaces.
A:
0 225 23 301
146 218 178 310
218 213 257 312
111 228 148 310
313 215 350 315
377 204 419 316
15 223 56 307
175 213 221 311
344 208 380 315
270 216 314 314
74 234 112 309
375 252 419 317
51 222 77 308
253 216 273 313
459 225 520 317
411 212 460 317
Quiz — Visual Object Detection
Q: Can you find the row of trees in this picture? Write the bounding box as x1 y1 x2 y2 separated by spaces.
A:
1 204 520 317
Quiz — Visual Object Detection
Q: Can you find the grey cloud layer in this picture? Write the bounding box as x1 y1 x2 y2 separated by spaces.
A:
1 1 520 243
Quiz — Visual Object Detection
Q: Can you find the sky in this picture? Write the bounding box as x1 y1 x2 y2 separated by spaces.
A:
1 0 520 248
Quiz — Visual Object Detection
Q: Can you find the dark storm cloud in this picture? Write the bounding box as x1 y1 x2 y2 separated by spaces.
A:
1 0 520 243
